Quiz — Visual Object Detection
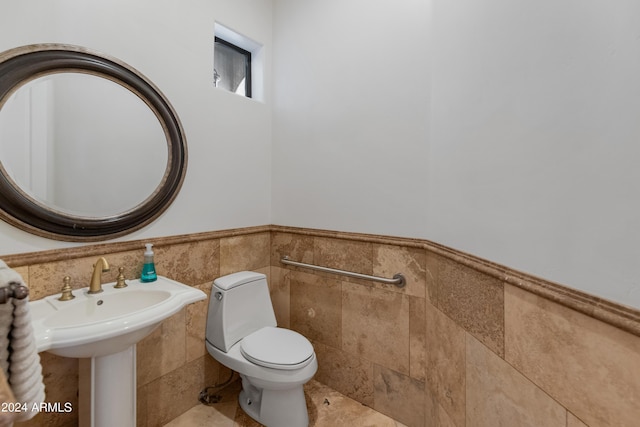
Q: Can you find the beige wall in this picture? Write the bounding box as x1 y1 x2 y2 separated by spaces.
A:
6 225 640 427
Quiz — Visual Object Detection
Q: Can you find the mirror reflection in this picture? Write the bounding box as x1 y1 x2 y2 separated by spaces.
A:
0 72 167 217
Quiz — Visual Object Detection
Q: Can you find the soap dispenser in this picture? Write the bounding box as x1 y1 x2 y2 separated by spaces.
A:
140 243 157 282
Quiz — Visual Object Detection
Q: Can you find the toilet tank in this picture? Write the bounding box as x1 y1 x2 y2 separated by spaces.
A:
205 271 277 352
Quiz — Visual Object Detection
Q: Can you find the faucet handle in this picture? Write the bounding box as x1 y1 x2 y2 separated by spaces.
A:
58 276 75 301
114 267 128 289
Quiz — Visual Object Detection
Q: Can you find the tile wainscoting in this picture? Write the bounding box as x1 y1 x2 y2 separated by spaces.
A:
5 226 272 427
4 225 639 426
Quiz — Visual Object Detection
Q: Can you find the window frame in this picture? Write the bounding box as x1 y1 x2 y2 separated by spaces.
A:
214 36 252 98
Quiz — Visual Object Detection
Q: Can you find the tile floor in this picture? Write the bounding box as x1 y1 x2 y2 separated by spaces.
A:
164 379 407 427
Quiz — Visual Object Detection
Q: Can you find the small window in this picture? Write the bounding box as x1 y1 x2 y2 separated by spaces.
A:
214 36 252 98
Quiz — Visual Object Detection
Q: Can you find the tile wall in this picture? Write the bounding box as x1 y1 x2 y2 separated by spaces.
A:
6 227 272 427
269 226 640 427
4 225 640 426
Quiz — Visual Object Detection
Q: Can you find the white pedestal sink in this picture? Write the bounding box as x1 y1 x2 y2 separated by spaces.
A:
31 276 206 427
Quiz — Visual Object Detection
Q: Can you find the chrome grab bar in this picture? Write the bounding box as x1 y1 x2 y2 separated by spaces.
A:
0 282 29 304
280 256 406 288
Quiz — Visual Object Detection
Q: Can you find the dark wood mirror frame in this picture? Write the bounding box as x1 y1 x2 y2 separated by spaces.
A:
0 44 187 241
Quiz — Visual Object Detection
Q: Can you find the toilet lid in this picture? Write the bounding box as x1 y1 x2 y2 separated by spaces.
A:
240 327 314 370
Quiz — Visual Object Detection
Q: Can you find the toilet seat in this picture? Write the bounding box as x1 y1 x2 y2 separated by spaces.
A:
240 327 314 370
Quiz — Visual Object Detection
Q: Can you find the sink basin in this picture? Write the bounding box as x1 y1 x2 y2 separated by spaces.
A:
45 290 171 328
31 276 206 358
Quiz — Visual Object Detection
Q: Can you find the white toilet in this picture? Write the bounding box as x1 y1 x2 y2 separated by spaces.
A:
205 271 317 427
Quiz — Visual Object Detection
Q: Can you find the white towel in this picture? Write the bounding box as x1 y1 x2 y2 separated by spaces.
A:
0 260 45 423
0 260 20 378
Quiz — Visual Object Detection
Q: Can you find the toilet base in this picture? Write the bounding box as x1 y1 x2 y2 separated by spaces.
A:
238 374 309 427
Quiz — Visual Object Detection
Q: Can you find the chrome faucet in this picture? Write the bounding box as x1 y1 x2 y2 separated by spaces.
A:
88 257 110 294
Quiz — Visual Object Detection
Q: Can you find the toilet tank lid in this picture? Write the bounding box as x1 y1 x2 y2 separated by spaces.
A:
213 271 266 290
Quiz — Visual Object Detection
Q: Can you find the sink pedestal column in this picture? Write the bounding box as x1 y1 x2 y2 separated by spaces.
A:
79 345 136 427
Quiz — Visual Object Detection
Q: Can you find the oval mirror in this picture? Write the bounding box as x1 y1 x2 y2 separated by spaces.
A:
0 44 187 241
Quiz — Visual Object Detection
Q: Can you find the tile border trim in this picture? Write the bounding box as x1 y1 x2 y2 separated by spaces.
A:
1 225 271 266
3 224 639 337
272 225 640 337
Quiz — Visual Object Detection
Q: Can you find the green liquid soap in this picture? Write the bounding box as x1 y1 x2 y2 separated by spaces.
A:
141 262 157 282
140 243 157 282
